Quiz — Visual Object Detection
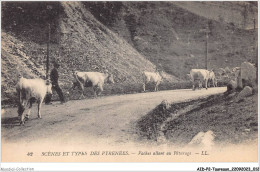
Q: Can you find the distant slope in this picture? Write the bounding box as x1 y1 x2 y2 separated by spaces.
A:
86 1 257 79
174 1 257 30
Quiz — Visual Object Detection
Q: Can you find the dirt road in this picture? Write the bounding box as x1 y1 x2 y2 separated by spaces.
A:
2 87 258 162
2 87 226 146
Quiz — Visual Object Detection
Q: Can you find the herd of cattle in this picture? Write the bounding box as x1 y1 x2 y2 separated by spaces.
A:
15 68 219 125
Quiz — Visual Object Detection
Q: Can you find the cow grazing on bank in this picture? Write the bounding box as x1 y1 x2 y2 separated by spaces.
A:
143 71 162 92
71 71 114 99
190 69 210 90
16 77 52 125
208 71 217 87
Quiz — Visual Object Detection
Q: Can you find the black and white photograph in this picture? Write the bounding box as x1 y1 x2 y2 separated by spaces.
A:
1 0 258 168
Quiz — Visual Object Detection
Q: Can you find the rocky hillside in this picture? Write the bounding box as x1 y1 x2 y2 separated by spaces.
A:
1 2 157 102
1 1 257 103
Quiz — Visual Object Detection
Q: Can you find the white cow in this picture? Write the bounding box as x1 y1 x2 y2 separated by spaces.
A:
190 69 210 90
208 71 217 87
16 77 52 125
143 71 162 92
71 71 114 99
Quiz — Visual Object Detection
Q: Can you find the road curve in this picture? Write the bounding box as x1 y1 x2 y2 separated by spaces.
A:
2 87 226 146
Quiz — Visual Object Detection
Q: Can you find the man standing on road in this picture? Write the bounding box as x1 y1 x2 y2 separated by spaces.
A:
45 61 65 104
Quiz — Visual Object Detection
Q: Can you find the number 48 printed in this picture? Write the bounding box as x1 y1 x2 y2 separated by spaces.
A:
27 152 33 156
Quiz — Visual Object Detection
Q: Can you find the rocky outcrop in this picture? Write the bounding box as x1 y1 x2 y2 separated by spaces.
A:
240 62 257 89
235 86 253 102
188 130 215 149
227 79 238 92
226 62 257 93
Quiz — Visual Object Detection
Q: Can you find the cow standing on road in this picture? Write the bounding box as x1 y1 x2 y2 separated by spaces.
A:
16 77 52 125
190 69 210 90
143 71 162 92
70 71 114 99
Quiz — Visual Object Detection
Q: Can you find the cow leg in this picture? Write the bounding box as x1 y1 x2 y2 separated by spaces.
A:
92 86 97 98
79 83 85 99
199 81 202 90
17 98 24 117
17 90 26 124
79 94 85 99
143 83 146 92
17 104 24 117
97 84 103 96
192 82 195 91
19 100 28 125
205 79 208 89
37 99 43 119
155 82 159 91
191 79 195 91
207 79 211 88
20 112 25 125
25 98 33 120
18 103 25 125
17 91 22 117
157 82 160 91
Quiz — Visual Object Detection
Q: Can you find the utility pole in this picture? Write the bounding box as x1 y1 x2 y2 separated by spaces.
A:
46 5 52 80
253 18 258 83
46 23 50 79
200 24 210 70
206 29 209 70
253 18 257 66
254 18 256 30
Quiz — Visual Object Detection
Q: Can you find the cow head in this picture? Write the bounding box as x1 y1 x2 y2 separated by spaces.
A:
45 80 53 95
107 74 115 84
157 70 166 80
